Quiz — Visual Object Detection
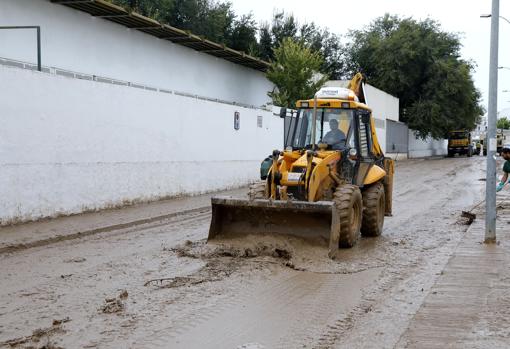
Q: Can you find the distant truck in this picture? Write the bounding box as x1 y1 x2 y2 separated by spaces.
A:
447 130 473 157
480 129 505 155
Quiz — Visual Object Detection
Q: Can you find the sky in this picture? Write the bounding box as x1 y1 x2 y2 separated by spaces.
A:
231 0 510 115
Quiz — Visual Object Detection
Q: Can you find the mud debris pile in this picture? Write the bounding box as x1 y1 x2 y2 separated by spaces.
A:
100 290 128 314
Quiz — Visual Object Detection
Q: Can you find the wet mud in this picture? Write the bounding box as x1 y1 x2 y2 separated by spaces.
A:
0 157 487 348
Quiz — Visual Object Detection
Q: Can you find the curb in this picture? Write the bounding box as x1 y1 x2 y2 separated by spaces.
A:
0 205 211 255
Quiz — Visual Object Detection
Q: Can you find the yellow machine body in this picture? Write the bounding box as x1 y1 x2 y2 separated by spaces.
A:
208 73 394 258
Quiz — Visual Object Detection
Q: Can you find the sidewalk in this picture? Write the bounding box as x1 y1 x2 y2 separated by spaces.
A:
0 187 247 253
398 190 510 348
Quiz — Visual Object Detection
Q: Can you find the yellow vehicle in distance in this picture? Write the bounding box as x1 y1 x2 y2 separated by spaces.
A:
447 130 473 157
480 130 505 155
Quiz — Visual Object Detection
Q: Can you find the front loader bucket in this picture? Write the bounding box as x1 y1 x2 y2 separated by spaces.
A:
208 197 340 258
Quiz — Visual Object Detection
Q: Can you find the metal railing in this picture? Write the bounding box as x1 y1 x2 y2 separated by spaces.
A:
0 55 271 111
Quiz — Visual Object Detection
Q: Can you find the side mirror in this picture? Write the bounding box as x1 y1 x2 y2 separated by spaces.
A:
279 107 287 118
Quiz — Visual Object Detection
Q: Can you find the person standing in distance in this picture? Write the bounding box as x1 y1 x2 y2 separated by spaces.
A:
496 147 510 192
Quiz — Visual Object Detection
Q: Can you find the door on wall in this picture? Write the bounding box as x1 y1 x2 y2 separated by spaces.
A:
386 120 408 154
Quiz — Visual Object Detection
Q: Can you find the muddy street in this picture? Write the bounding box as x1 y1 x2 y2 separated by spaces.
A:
0 157 486 349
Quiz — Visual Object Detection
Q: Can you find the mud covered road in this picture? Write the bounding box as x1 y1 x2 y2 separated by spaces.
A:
0 157 486 349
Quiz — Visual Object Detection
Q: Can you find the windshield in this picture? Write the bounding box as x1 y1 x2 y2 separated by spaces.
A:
290 108 354 150
449 132 469 139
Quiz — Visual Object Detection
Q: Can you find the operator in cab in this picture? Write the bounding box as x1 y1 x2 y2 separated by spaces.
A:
322 118 346 149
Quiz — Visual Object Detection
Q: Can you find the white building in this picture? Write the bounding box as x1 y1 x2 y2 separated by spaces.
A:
0 0 283 224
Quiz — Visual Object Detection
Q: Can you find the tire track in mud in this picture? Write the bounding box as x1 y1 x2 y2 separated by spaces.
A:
143 265 381 349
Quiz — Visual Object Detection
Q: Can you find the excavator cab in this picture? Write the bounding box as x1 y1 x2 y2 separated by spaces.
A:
208 74 394 258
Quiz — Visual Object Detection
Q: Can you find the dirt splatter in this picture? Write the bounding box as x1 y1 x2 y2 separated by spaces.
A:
146 239 296 290
144 259 240 289
1 318 69 349
100 290 128 314
169 238 293 260
100 299 124 314
63 257 86 263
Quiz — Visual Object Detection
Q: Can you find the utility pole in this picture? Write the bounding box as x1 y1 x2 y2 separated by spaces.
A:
485 0 499 242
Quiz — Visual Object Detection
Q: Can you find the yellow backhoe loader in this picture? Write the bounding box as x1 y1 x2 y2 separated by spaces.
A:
208 74 394 258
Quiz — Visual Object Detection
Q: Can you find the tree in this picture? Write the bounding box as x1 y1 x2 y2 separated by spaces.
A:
111 0 171 19
227 14 258 54
497 117 510 129
261 11 344 78
258 23 274 61
300 23 344 79
271 11 298 46
266 38 329 107
110 0 238 47
342 14 484 139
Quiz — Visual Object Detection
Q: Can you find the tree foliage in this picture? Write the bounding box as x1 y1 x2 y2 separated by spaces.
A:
259 12 344 79
266 38 329 108
342 14 484 139
497 117 510 130
110 0 257 53
108 2 344 77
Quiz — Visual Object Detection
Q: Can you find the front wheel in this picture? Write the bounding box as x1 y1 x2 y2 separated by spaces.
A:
334 185 362 248
361 182 385 237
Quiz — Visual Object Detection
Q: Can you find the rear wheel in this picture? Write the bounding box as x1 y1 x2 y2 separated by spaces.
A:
361 182 385 237
248 181 267 200
334 185 362 248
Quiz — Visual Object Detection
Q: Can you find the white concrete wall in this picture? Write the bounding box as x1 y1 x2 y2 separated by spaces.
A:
408 131 447 158
0 65 282 225
364 84 399 154
0 0 272 107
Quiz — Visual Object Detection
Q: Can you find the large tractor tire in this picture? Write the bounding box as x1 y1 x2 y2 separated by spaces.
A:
361 182 386 237
248 181 267 200
334 185 362 248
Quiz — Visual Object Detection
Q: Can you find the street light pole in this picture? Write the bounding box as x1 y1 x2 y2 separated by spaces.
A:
481 13 510 24
485 0 499 243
